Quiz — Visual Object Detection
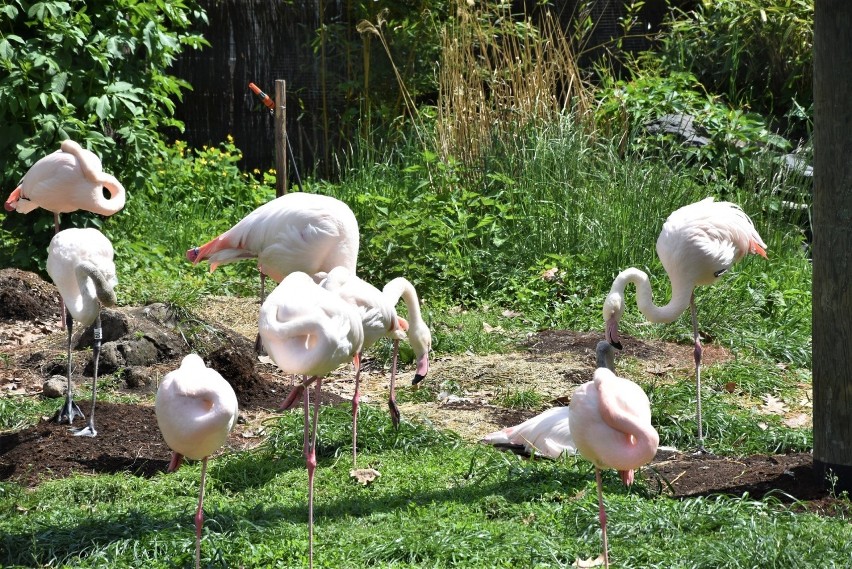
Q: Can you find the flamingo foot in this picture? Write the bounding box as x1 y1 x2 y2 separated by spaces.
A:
281 384 306 410
388 398 401 429
167 452 185 473
55 396 84 425
72 420 97 438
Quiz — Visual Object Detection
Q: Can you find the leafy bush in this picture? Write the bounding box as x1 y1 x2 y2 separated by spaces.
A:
655 0 813 136
0 0 208 190
595 70 791 180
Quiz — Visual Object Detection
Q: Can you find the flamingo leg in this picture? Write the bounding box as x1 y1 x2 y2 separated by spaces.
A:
690 293 707 453
388 339 401 429
304 376 322 569
352 352 362 466
56 310 84 424
194 456 209 569
74 313 102 437
255 270 267 355
596 467 610 569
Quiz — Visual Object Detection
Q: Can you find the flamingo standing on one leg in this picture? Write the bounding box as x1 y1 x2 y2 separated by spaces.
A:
568 342 659 568
602 197 766 450
45 228 118 436
4 139 126 231
482 341 615 458
258 271 364 569
155 354 239 569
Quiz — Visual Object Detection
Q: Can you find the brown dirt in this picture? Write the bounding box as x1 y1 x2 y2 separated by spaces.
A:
0 271 841 518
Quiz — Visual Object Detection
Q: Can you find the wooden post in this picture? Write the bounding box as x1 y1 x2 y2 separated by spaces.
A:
813 0 852 493
274 80 288 197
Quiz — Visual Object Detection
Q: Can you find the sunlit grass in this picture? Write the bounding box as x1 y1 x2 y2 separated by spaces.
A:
0 405 844 568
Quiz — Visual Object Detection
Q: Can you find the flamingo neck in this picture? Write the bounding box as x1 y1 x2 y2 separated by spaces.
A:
383 278 423 324
610 267 693 324
72 262 116 325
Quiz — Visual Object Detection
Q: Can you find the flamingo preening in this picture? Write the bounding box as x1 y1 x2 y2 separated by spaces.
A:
481 341 615 458
46 228 118 436
155 354 239 569
4 139 126 231
319 267 432 466
602 197 766 449
258 271 364 569
568 342 659 568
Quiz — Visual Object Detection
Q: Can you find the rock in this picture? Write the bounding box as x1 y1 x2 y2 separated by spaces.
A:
74 309 130 348
42 376 67 398
645 113 711 147
124 366 155 389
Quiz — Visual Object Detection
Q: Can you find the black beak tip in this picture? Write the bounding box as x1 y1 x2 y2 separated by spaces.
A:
412 374 426 386
609 340 623 351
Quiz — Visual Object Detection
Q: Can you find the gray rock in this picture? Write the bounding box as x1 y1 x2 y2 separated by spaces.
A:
42 376 67 398
124 366 155 389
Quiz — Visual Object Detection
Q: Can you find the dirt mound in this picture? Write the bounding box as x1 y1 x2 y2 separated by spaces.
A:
0 268 60 322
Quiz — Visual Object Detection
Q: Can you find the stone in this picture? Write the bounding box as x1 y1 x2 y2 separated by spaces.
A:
42 376 67 398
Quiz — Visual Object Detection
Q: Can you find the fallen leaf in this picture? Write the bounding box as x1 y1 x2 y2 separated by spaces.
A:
724 381 737 393
482 322 504 334
573 554 606 567
759 394 787 415
757 422 768 430
350 468 381 485
501 309 522 318
783 413 810 428
541 267 559 281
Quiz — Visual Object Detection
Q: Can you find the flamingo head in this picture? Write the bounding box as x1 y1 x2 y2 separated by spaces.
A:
4 186 22 212
594 341 616 372
619 468 634 486
602 290 625 350
186 247 201 263
408 318 432 386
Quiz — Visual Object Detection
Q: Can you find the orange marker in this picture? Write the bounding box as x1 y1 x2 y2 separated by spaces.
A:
249 82 275 114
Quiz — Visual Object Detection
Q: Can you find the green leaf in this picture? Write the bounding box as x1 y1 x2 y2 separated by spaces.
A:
95 95 111 119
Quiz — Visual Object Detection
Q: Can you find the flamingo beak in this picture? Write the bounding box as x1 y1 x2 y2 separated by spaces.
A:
605 317 623 351
412 352 429 385
186 247 200 262
4 186 22 212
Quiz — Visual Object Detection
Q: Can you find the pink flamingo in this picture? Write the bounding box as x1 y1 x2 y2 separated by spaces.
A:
46 228 117 436
602 197 766 449
258 271 364 569
186 192 359 299
319 267 432 466
568 342 659 568
155 354 239 569
5 139 126 231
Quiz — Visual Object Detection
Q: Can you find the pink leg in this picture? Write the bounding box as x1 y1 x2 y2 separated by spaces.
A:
194 457 209 569
304 377 322 569
352 353 362 466
596 468 610 569
387 340 401 429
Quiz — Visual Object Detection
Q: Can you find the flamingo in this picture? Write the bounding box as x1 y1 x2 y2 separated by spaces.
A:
319 267 432 466
155 354 239 569
481 341 615 458
568 341 659 568
602 197 766 449
258 271 364 569
45 228 117 436
4 139 126 231
186 192 359 302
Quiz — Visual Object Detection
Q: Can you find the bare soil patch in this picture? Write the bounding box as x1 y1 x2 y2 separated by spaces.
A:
0 271 840 518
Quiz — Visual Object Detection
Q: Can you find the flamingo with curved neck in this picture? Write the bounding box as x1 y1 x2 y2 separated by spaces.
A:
569 342 659 568
259 271 364 569
602 197 766 449
5 140 126 219
46 228 118 437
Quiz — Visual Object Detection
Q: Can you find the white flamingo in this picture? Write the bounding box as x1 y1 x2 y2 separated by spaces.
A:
186 192 359 297
5 140 126 230
46 227 117 436
482 341 615 458
258 271 364 569
155 354 239 569
602 197 766 449
569 342 659 568
319 267 432 466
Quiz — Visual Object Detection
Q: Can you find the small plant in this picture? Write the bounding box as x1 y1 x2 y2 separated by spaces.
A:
495 388 545 410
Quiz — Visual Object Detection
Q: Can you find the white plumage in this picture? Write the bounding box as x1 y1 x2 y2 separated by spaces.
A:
155 353 238 569
186 192 359 283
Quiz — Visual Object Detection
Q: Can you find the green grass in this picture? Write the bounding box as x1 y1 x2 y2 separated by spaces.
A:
0 405 845 568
